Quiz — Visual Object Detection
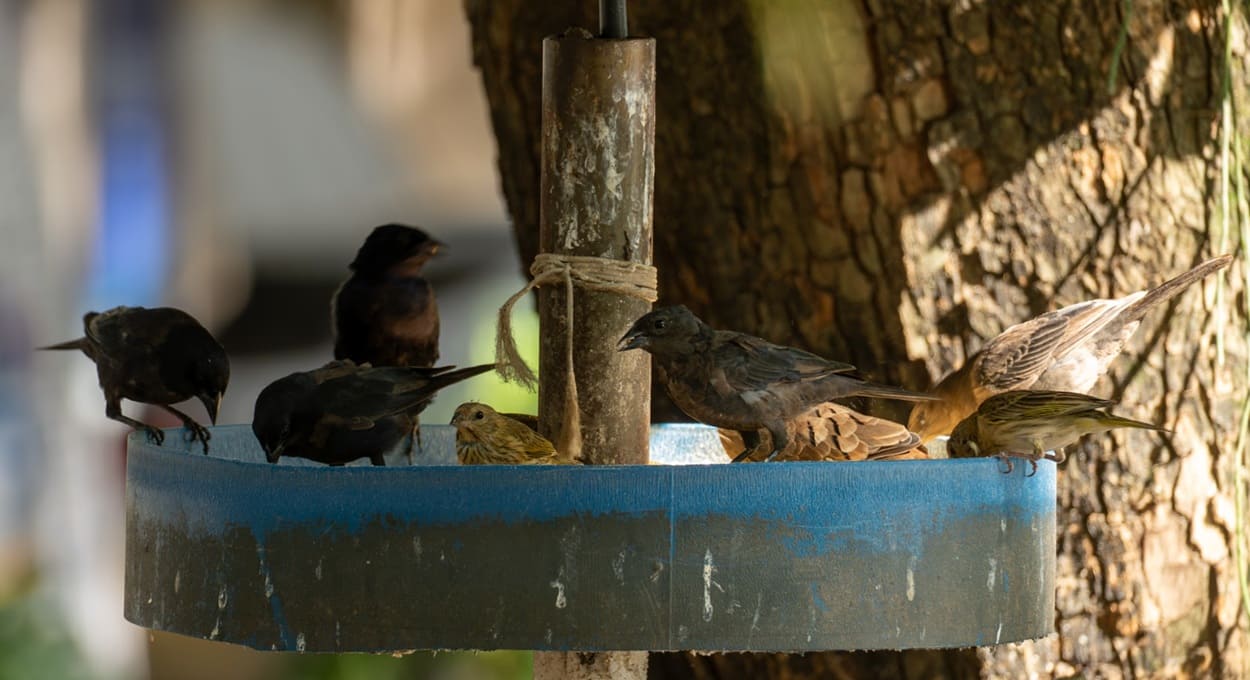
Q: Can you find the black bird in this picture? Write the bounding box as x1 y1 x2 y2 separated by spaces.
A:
40 306 229 453
618 305 935 462
252 360 493 466
332 224 443 368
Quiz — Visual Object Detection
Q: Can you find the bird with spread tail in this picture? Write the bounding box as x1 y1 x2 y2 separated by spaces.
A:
451 402 572 465
253 360 492 466
720 401 927 462
332 223 444 368
40 306 228 453
946 390 1168 474
909 255 1232 443
618 305 935 462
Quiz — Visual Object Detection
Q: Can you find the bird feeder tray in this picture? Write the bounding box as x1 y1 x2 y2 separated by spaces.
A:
124 424 1055 652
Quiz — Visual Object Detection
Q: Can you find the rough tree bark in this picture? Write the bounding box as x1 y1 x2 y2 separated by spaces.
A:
465 0 1249 677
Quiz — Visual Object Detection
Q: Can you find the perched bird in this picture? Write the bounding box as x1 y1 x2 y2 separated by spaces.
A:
332 224 444 368
909 255 1232 443
946 390 1168 474
618 305 935 462
721 401 928 462
450 402 571 465
252 360 493 466
40 306 228 453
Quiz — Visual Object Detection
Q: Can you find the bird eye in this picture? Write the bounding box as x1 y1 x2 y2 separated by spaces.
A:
474 410 485 420
654 318 667 330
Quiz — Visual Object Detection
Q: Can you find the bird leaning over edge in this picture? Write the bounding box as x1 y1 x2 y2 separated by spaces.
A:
618 305 936 462
40 305 229 453
252 360 493 467
720 401 928 462
332 223 444 368
908 255 1232 443
450 402 572 465
946 390 1168 475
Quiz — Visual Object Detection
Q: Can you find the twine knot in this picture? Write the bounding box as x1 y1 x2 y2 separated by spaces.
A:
495 252 658 460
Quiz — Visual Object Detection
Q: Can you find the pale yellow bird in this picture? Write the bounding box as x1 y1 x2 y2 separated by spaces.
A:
450 402 572 465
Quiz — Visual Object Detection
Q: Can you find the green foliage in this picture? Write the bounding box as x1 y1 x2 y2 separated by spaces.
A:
284 650 531 680
0 593 96 680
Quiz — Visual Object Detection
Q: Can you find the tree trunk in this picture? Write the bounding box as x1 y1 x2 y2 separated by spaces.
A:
465 0 1249 677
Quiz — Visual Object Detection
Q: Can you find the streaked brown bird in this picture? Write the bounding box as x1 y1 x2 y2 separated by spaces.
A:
618 305 935 462
946 390 1168 474
332 223 444 368
40 306 229 453
450 402 571 465
252 360 493 466
721 401 927 462
909 255 1232 443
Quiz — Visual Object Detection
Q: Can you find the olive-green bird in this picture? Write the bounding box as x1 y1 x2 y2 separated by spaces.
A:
946 390 1168 474
450 402 572 465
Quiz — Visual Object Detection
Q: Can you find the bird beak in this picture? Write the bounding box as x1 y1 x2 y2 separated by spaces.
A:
199 392 223 425
617 327 648 352
266 441 285 464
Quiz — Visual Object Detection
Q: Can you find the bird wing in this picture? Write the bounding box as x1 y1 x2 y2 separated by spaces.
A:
721 403 923 461
84 307 148 355
717 333 856 392
1047 296 1142 358
973 311 1071 394
978 390 1116 426
797 403 923 461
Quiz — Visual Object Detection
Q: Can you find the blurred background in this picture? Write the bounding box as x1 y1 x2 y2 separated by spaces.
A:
0 0 536 678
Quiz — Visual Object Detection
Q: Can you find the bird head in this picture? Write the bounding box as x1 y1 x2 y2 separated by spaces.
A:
617 305 708 356
349 223 443 276
450 402 495 441
907 401 957 445
252 374 306 464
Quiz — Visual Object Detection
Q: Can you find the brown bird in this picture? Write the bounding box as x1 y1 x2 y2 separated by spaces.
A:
721 401 928 462
332 223 443 368
909 255 1232 443
40 306 229 453
618 305 935 462
946 390 1168 474
450 402 570 465
252 361 493 466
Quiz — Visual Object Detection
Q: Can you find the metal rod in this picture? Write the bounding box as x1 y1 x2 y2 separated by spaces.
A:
599 0 628 38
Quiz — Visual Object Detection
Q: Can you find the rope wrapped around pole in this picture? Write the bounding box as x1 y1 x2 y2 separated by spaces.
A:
495 253 658 459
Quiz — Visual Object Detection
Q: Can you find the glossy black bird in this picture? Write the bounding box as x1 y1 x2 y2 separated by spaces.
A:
252 360 493 466
40 306 229 453
332 223 444 368
618 305 936 462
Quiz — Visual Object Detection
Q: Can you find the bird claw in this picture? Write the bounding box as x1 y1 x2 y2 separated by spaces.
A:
144 427 166 446
181 422 211 454
995 453 1039 476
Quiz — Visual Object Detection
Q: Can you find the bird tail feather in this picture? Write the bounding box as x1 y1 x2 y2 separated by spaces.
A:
383 364 497 419
854 382 939 403
1099 414 1170 434
37 338 88 352
1123 254 1233 322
